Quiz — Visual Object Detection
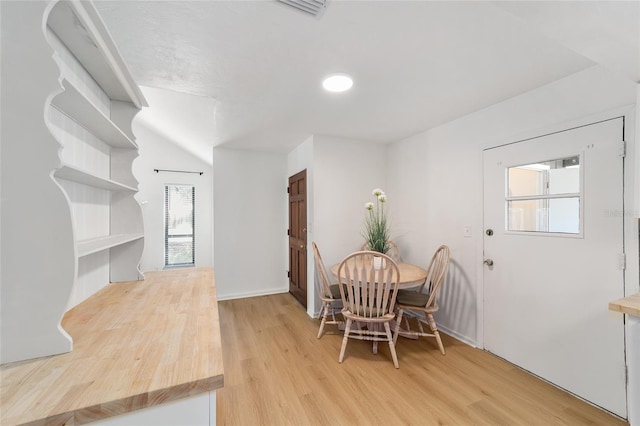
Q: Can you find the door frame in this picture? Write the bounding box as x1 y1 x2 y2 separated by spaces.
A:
477 106 638 352
288 169 308 308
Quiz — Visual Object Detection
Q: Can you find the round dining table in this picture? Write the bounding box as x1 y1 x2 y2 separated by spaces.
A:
329 260 428 289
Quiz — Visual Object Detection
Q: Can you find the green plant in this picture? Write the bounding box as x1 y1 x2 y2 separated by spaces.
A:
362 188 391 254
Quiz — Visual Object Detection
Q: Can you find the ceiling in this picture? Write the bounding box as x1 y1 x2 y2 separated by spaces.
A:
95 1 640 164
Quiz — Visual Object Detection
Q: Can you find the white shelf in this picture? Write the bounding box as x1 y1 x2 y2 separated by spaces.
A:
52 79 137 149
47 1 147 108
77 234 144 257
0 0 146 365
55 164 137 192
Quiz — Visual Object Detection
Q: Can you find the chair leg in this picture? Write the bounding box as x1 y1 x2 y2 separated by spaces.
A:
393 309 404 345
317 302 328 339
404 315 411 332
417 314 426 334
338 318 352 363
384 322 399 369
427 313 445 355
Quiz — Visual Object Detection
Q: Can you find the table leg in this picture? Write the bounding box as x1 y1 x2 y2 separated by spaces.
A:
368 323 379 354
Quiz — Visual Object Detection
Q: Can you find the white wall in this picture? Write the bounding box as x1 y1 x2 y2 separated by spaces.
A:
310 136 388 314
0 0 75 363
213 148 288 300
312 135 388 265
132 122 213 272
636 84 640 217
387 65 638 347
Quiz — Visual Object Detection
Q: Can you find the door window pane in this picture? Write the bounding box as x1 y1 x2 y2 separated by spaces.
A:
508 156 580 197
165 185 195 266
508 198 580 233
506 155 581 235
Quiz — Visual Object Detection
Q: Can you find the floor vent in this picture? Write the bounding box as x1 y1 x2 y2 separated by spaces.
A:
277 0 327 17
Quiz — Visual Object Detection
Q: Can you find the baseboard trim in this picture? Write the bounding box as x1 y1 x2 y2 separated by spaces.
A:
438 324 477 348
217 288 289 301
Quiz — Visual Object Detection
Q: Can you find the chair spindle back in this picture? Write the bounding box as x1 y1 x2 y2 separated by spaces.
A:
312 242 333 299
337 251 400 319
424 245 450 309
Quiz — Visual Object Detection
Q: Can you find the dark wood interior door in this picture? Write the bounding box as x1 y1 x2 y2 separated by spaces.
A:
288 170 307 307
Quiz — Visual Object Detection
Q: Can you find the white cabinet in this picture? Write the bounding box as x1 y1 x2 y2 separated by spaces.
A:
91 391 217 426
0 0 147 364
629 317 640 426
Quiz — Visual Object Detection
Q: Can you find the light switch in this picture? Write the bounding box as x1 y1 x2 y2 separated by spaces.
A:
463 226 472 238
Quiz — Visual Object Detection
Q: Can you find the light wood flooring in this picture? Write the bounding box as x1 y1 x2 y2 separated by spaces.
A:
216 293 626 425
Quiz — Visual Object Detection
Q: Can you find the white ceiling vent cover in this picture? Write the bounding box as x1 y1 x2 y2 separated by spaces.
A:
277 0 327 17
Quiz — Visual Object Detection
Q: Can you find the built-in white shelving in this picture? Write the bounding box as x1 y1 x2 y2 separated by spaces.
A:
77 234 144 257
46 0 148 309
55 164 138 192
0 0 148 364
47 0 145 108
51 79 138 149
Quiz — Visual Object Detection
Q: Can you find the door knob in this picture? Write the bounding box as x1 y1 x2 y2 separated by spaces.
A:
484 259 494 266
300 244 305 250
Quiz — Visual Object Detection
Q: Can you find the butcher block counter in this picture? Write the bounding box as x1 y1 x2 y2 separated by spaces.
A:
0 267 224 425
609 292 640 318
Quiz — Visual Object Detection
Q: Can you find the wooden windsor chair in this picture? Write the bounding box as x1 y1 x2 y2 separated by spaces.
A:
337 251 401 368
392 245 450 354
312 242 344 338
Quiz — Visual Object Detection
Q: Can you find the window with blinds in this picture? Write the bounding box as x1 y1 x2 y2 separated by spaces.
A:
164 184 195 267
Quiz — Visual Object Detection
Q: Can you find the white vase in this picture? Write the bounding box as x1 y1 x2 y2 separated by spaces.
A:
373 256 386 270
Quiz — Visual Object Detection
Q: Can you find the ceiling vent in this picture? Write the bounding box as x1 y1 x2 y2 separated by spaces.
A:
277 0 327 17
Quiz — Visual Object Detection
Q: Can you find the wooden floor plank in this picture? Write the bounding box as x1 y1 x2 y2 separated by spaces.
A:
216 293 626 426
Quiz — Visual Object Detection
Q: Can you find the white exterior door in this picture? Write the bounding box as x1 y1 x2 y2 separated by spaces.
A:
483 118 626 417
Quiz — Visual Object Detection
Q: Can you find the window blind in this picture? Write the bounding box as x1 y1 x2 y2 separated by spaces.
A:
164 184 195 266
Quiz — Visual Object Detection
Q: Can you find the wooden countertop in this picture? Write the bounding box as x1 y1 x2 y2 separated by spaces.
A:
609 293 640 318
0 267 224 425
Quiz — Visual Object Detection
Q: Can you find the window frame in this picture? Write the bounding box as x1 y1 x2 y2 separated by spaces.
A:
504 153 584 238
164 184 196 267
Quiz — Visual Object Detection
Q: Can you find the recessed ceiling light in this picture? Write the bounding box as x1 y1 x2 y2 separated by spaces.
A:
322 73 353 92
